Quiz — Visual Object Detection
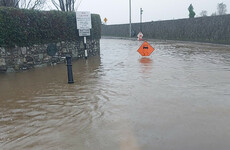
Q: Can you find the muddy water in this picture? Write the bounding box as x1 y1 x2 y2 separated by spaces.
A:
0 38 230 150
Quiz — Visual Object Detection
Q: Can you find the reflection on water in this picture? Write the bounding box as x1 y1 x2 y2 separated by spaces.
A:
1 39 230 150
139 57 153 75
139 57 153 64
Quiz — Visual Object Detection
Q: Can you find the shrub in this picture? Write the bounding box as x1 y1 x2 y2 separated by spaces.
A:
0 7 101 47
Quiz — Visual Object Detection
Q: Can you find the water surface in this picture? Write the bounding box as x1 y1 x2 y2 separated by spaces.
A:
1 39 230 150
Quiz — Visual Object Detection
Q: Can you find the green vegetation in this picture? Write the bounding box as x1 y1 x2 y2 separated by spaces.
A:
0 7 101 47
188 4 196 18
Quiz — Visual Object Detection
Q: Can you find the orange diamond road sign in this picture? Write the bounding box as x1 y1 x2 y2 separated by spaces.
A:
104 18 107 23
137 41 155 56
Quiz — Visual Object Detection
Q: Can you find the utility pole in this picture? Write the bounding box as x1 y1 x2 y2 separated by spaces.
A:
129 0 132 37
140 8 143 32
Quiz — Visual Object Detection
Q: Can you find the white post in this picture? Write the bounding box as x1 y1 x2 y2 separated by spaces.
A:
129 0 132 38
84 37 88 59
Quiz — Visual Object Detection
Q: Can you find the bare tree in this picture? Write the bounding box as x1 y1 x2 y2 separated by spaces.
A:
19 0 46 10
0 0 45 9
51 0 83 12
200 10 208 17
217 3 227 15
0 0 19 7
211 12 217 16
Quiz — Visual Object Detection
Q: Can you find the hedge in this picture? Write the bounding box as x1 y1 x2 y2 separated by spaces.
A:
0 7 101 47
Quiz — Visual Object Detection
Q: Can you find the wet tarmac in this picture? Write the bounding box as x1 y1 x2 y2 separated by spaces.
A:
0 38 230 150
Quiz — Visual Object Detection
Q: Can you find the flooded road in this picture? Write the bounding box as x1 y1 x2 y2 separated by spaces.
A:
0 38 230 150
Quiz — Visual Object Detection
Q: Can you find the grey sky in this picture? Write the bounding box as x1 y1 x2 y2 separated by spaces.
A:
75 0 229 24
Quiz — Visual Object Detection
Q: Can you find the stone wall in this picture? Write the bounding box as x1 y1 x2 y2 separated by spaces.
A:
0 39 100 72
102 15 230 44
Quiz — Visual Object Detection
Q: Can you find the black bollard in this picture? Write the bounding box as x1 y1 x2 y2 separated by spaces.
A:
66 55 74 84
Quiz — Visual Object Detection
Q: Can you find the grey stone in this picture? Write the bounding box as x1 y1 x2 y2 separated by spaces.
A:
14 65 20 70
7 68 15 73
31 48 36 52
16 58 23 65
39 54 44 59
62 48 68 53
0 58 6 66
72 49 78 58
21 47 27 55
25 56 33 62
1 48 5 53
34 64 47 68
0 66 7 72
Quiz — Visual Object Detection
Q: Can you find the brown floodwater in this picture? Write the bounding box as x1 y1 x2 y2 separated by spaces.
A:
0 38 230 150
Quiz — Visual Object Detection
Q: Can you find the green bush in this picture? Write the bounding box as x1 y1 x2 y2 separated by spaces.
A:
0 7 101 47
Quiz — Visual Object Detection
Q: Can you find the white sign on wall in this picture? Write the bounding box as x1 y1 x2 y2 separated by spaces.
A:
79 29 91 36
76 11 92 30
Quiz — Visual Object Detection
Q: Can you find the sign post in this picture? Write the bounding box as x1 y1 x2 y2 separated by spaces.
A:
140 8 143 32
76 11 92 59
84 37 87 58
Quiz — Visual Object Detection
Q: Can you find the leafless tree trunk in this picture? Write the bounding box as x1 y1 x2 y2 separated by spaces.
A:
217 3 227 15
19 0 46 10
0 0 19 7
51 0 78 12
200 10 208 17
0 0 45 10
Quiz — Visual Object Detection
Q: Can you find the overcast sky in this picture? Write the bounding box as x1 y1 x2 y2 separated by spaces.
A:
73 0 230 24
